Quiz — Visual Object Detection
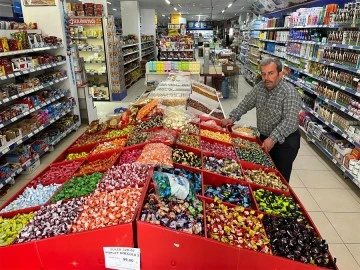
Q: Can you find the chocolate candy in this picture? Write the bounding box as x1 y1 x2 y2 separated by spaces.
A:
201 140 237 159
200 129 231 143
73 133 106 147
204 184 253 208
245 169 289 192
50 172 103 202
235 147 274 168
203 156 243 180
0 213 34 246
177 133 200 148
206 199 270 253
254 189 305 221
105 125 134 139
232 138 262 150
119 148 143 164
97 163 149 192
0 184 61 213
140 188 204 235
71 187 142 232
263 215 336 268
16 198 85 243
172 148 201 168
66 152 88 161
126 131 151 146
74 153 119 176
187 123 199 134
134 116 163 132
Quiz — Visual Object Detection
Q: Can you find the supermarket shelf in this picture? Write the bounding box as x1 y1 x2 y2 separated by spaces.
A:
301 104 360 149
248 44 259 48
286 52 360 74
84 60 106 64
142 46 154 51
160 58 194 61
247 59 259 66
259 49 285 59
0 76 68 106
259 39 286 44
244 65 260 75
93 97 110 101
123 51 139 57
50 124 78 147
0 106 74 158
161 49 194 52
284 63 360 97
141 40 154 44
249 52 260 58
124 57 140 65
300 126 360 188
0 61 67 81
78 49 104 52
0 44 64 58
126 76 142 89
262 27 290 30
124 66 140 76
142 50 154 57
287 39 360 50
86 71 107 75
285 76 360 121
289 24 357 29
0 93 66 129
71 36 102 40
122 43 139 49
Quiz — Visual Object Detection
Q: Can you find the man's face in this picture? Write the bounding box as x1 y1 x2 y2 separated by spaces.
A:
261 62 282 90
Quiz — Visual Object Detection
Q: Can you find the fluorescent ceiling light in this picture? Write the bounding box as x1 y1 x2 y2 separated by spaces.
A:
222 10 225 13
113 8 117 11
174 7 177 11
107 1 111 4
228 3 232 8
162 14 165 17
165 0 170 4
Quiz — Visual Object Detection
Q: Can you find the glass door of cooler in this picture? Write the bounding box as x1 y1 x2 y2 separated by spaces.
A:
69 17 110 101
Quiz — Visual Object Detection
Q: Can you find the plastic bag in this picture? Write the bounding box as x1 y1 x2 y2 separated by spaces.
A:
153 171 195 200
136 99 159 120
147 129 180 145
135 143 173 168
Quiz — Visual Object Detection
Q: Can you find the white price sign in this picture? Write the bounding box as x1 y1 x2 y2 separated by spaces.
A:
103 247 140 270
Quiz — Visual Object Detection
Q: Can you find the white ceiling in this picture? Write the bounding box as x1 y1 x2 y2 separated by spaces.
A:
107 0 254 21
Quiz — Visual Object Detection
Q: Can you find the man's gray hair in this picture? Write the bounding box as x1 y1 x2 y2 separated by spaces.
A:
260 58 283 73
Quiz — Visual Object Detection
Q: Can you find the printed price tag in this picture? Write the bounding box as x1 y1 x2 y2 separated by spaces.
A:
349 46 354 49
0 76 6 80
332 158 337 164
29 132 34 137
39 126 44 131
330 63 334 66
30 68 35 72
2 147 10 155
13 116 18 121
47 65 51 68
103 247 140 270
8 74 14 78
325 98 329 102
340 107 345 112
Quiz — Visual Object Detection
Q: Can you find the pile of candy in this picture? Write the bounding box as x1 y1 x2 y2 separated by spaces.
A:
140 189 204 235
204 184 253 208
98 163 149 192
201 140 237 159
16 198 85 242
177 133 200 148
136 143 173 167
235 147 274 168
134 116 163 132
91 138 126 154
0 184 61 213
187 123 199 134
126 131 151 146
254 189 305 221
200 129 232 143
50 173 103 202
66 152 88 161
72 133 105 147
105 126 134 138
0 213 34 246
71 187 142 232
203 156 243 179
74 153 119 176
172 148 202 168
118 148 143 164
244 169 289 192
263 215 335 268
206 200 270 253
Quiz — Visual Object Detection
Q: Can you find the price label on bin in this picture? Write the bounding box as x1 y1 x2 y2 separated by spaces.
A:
103 247 140 270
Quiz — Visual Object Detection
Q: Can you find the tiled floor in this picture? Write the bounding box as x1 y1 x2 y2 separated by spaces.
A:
1 75 360 269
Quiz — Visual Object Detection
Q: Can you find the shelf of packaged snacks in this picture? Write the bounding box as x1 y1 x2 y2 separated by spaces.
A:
249 52 260 58
0 76 68 106
284 63 360 97
125 76 142 89
244 65 260 76
289 24 357 29
301 103 360 149
123 51 139 57
93 97 110 101
84 60 106 64
248 44 259 48
285 76 360 121
0 106 74 158
262 27 290 30
0 61 67 81
122 43 139 48
78 49 104 52
85 71 107 75
142 46 154 51
124 57 140 65
70 36 102 40
259 39 286 44
287 39 360 50
141 40 154 44
124 66 140 76
247 59 259 66
160 49 194 52
160 58 194 61
300 125 359 188
259 49 285 59
286 52 360 74
0 44 64 58
0 92 66 129
142 51 154 57
49 123 78 147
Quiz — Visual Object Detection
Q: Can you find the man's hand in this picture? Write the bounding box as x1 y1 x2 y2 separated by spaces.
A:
221 118 234 128
262 138 275 152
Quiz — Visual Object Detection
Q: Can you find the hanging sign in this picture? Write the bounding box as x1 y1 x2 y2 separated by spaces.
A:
68 18 102 26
